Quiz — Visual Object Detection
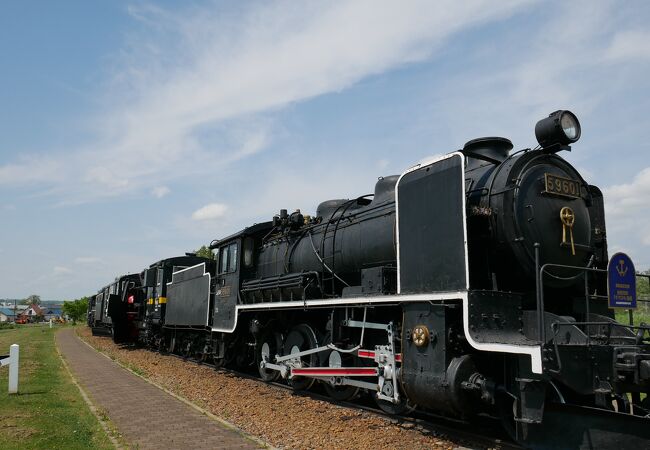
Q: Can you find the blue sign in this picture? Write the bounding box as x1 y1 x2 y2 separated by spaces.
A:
608 252 637 309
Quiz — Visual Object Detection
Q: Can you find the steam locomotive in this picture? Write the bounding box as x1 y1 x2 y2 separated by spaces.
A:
88 110 650 448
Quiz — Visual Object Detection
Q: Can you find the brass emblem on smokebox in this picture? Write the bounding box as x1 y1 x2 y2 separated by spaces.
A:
560 206 576 256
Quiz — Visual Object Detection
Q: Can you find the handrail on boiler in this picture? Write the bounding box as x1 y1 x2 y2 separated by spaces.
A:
534 246 607 344
535 254 649 346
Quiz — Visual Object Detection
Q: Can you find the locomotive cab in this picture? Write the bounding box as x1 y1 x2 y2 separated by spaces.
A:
210 222 274 332
213 238 240 331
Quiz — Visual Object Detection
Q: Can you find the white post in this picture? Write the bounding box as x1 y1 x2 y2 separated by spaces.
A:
8 344 19 394
49 318 53 329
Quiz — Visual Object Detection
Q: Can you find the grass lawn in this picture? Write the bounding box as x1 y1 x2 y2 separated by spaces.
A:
615 308 650 326
0 324 113 450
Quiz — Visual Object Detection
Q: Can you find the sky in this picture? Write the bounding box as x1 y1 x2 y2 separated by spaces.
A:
1 0 649 300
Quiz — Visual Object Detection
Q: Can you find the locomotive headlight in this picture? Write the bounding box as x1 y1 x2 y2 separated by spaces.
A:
535 110 581 150
560 112 580 140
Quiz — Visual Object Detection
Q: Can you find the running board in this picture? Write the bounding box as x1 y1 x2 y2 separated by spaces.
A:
518 403 650 449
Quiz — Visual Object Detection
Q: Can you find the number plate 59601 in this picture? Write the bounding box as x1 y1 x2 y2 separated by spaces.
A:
544 173 581 199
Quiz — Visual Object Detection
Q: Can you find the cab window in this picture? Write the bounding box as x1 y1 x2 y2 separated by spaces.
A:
219 243 238 274
243 237 254 268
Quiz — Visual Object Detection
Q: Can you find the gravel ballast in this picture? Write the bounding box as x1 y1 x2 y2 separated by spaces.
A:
77 327 466 449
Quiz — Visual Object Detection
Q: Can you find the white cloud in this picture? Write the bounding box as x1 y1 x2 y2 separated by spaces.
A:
0 0 529 202
84 166 130 190
603 167 650 217
151 186 170 198
602 167 650 269
605 30 650 62
425 0 648 146
0 157 63 186
191 203 229 221
53 266 73 275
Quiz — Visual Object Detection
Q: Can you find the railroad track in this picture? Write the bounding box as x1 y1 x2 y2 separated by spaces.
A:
158 349 522 450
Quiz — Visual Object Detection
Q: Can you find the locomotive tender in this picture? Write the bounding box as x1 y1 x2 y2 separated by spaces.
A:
88 110 650 448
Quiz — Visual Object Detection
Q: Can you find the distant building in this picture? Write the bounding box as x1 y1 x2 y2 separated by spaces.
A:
18 304 44 323
41 306 64 321
0 302 27 312
0 308 17 323
0 300 22 308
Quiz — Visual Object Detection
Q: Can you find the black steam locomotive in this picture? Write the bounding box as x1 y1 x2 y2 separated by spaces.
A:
88 110 650 448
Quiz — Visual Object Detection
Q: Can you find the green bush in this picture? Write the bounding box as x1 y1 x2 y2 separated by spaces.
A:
63 297 89 324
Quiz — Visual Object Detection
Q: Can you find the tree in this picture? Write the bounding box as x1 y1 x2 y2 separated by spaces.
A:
63 297 89 325
21 294 41 305
637 269 650 299
195 245 215 259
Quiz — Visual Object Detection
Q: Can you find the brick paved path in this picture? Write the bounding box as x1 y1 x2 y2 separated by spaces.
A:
56 329 262 449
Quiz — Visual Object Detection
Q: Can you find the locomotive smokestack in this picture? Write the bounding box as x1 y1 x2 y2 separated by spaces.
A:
462 137 513 166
